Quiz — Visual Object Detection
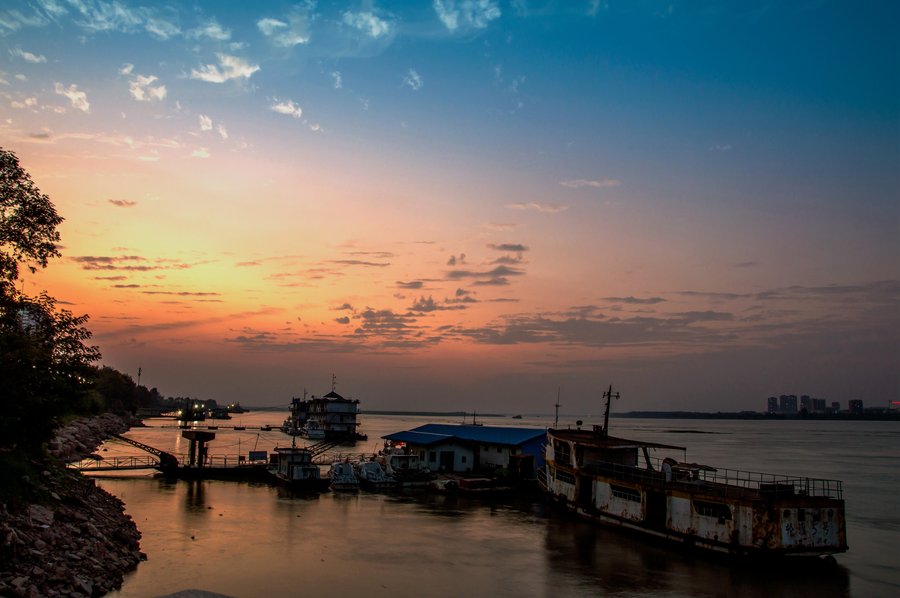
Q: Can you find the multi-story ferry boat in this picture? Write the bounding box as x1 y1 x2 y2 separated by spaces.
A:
539 386 848 558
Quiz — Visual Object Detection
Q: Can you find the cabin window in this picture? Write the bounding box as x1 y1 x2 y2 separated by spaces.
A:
429 451 436 463
610 484 641 502
693 500 732 520
461 456 467 464
553 439 571 464
553 467 575 485
496 446 502 453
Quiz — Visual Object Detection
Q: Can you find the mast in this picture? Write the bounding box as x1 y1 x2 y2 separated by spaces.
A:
602 384 620 437
331 373 336 393
554 387 561 428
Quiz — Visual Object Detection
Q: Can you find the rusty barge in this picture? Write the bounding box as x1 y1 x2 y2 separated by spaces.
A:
538 386 848 558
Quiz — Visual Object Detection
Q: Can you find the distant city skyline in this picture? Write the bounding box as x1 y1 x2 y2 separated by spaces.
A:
2 1 897 412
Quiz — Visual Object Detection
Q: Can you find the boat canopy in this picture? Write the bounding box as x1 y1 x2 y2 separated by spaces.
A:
549 428 685 452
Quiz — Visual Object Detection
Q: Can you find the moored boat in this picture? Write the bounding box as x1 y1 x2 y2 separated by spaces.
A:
356 460 397 490
270 444 330 492
328 460 360 490
540 385 848 558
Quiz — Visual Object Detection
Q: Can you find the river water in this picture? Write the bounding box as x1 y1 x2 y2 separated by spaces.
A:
92 412 898 597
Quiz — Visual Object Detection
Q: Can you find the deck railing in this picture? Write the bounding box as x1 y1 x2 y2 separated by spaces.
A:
580 456 843 500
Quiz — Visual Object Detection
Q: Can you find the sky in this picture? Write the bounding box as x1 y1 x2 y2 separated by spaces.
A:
1 0 897 414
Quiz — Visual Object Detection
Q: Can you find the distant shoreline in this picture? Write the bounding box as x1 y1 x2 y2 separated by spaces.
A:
358 409 899 422
617 411 900 421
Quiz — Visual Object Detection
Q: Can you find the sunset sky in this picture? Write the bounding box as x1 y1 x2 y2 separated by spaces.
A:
2 1 897 413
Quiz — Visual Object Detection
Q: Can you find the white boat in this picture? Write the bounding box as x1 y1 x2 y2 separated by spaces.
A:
377 448 434 487
540 385 848 558
329 460 359 490
356 460 396 490
270 445 330 492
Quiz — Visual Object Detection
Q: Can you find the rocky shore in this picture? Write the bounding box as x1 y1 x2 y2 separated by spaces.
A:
0 414 145 597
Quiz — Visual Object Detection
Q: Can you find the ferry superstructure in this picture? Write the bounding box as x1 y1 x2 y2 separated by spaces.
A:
539 386 848 557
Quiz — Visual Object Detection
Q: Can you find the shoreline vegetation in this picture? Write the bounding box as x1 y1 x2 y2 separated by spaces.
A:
0 414 144 598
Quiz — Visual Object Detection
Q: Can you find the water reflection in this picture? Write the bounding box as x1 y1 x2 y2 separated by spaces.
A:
542 510 850 597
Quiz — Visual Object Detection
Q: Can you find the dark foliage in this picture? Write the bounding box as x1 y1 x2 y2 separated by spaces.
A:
0 148 100 455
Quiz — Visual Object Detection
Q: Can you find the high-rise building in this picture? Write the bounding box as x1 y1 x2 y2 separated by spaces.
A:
779 394 798 413
767 396 778 413
849 399 864 414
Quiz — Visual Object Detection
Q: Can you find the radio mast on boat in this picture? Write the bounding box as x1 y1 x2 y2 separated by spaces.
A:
602 384 619 437
554 387 561 428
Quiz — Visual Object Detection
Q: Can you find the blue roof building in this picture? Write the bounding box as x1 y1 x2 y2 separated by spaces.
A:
383 424 546 476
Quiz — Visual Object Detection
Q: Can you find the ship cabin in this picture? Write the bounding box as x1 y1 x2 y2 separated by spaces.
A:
382 424 545 477
288 390 361 438
273 446 320 483
544 424 848 556
549 425 685 474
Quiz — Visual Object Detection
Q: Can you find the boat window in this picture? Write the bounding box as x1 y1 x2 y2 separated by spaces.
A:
553 439 571 464
693 500 732 520
553 467 575 485
461 455 467 464
610 484 641 502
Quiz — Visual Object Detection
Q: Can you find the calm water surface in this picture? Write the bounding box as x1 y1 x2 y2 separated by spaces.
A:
93 413 898 597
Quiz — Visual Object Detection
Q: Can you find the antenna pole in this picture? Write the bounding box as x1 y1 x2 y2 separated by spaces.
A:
602 384 620 437
554 387 561 428
331 373 336 392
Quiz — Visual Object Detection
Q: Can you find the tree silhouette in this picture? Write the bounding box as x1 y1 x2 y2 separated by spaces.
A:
0 148 100 455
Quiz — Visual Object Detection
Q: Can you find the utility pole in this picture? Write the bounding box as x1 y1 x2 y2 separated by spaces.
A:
137 367 142 387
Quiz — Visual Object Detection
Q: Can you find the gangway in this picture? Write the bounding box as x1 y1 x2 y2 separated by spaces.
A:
111 433 179 469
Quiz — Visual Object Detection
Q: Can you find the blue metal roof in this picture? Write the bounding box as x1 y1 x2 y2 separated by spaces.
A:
383 424 545 447
382 430 451 446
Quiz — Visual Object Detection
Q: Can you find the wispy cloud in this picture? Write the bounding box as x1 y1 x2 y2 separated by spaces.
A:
331 71 342 89
446 264 525 286
71 255 194 272
560 178 621 189
10 47 46 63
144 17 180 40
128 74 166 102
108 199 137 208
269 99 302 118
488 243 528 252
505 202 568 213
343 11 393 38
191 148 210 158
600 296 666 305
433 0 501 32
199 114 213 131
189 19 230 41
403 69 423 91
190 54 259 83
397 280 424 289
257 7 313 47
54 82 89 112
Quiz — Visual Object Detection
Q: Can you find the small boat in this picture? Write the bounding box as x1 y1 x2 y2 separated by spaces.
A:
540 385 848 558
270 444 330 492
304 421 326 439
329 460 359 491
356 460 397 490
378 449 434 487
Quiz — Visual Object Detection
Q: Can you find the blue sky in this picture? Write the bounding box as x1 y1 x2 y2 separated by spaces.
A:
1 1 897 411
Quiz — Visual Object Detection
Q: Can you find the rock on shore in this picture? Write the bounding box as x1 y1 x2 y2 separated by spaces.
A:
0 414 145 597
48 412 143 463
